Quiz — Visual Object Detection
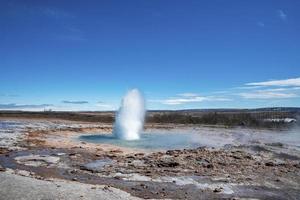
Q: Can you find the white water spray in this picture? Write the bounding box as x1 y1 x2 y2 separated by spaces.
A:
113 89 146 140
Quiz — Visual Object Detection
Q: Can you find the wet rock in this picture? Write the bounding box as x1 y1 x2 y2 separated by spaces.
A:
0 148 9 155
265 161 275 166
166 150 180 155
265 142 284 147
134 153 144 157
140 183 147 189
80 159 113 173
109 149 123 154
0 164 6 172
230 155 242 159
69 169 78 174
196 158 213 168
156 160 179 167
244 155 252 159
217 161 227 166
104 186 110 190
131 187 141 191
14 154 60 167
293 163 300 168
107 154 117 159
265 159 286 167
126 155 135 159
213 187 223 193
69 153 80 159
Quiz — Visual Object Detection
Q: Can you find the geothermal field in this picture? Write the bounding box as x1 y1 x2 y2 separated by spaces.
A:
0 91 299 199
2 1 300 199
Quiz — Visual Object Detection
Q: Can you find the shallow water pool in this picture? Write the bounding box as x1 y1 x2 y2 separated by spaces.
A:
79 132 206 150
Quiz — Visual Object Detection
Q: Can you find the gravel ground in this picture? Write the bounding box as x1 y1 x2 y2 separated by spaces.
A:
0 169 140 200
0 119 299 199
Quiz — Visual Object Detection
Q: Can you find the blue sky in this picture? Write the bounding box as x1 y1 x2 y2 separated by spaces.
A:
1 0 300 111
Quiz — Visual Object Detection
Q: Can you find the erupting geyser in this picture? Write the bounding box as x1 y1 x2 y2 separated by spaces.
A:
113 89 146 140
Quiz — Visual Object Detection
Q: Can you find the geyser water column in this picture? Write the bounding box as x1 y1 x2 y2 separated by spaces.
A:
113 89 146 140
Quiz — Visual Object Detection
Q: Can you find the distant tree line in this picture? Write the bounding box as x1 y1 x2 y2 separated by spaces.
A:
0 110 298 128
146 112 298 128
0 111 114 123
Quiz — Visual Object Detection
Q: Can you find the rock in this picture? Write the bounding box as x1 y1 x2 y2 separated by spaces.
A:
104 185 110 190
213 187 222 193
157 160 179 167
265 161 275 166
230 155 242 159
69 169 78 174
206 164 213 168
15 170 31 177
14 155 60 167
80 159 113 173
265 159 285 167
109 149 123 154
126 155 135 159
0 148 9 155
217 161 227 166
265 142 284 147
131 160 146 167
293 163 300 168
196 158 213 168
0 165 6 172
166 150 177 155
134 153 144 157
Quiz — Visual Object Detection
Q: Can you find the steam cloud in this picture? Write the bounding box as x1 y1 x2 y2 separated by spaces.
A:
113 89 146 140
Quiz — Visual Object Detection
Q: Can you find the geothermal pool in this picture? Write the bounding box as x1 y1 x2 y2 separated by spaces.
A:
79 128 300 151
79 132 206 150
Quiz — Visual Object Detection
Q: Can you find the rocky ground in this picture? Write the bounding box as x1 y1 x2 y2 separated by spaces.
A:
0 119 299 199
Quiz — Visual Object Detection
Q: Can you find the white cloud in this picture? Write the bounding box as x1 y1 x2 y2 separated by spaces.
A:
152 94 231 105
234 85 265 90
246 77 300 87
178 93 199 97
239 91 297 99
0 103 53 111
160 96 207 105
278 10 287 20
261 87 300 92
